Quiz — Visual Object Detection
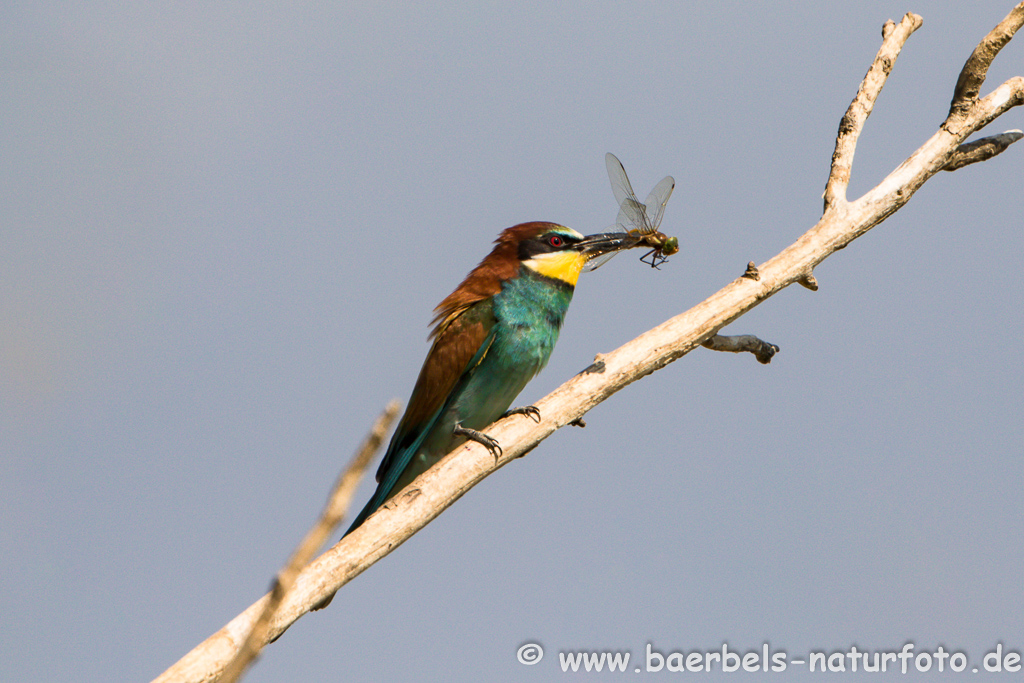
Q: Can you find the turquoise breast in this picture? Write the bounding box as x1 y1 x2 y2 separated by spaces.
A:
449 265 574 430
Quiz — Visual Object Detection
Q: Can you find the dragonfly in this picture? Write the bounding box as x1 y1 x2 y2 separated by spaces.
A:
587 152 678 271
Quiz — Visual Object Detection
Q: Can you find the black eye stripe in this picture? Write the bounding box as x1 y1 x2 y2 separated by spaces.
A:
542 232 579 247
517 231 580 260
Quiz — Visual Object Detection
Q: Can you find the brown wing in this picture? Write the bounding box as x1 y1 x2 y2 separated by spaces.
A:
376 298 496 481
400 299 495 435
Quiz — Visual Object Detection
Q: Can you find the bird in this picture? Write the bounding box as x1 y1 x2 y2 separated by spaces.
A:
346 222 637 535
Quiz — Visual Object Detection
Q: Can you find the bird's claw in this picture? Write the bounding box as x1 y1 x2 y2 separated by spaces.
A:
453 422 503 460
502 405 541 423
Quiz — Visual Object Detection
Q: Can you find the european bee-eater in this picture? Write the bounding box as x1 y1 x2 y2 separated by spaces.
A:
346 222 636 534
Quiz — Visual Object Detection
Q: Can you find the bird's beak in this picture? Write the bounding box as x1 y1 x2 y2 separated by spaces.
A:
575 232 642 261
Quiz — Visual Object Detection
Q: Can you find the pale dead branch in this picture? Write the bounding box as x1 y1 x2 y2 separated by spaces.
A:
702 334 779 365
823 14 924 212
158 402 400 683
154 6 1024 682
949 3 1024 117
943 129 1024 170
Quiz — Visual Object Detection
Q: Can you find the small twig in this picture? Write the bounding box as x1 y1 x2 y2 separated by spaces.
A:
217 401 401 683
949 2 1024 118
943 130 1024 170
702 334 780 365
797 272 819 291
823 13 923 212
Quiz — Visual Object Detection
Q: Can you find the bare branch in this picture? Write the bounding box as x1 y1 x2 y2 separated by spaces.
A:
157 402 400 683
823 13 923 212
949 2 1024 117
943 130 1024 170
154 8 1024 682
702 334 779 364
968 76 1024 132
294 4 1024 623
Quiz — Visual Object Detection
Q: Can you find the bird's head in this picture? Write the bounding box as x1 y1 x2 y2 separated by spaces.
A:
430 222 638 336
514 223 639 286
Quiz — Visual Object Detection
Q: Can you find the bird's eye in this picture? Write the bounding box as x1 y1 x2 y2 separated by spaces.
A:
548 235 564 247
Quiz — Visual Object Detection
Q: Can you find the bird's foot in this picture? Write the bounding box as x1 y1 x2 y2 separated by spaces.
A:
453 422 502 460
501 405 541 423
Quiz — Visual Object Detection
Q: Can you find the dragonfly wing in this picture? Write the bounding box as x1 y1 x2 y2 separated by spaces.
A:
583 250 619 272
644 176 675 230
605 153 639 212
616 197 648 233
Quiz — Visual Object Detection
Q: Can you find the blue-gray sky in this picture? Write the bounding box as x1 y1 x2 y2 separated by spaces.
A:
2 2 1022 681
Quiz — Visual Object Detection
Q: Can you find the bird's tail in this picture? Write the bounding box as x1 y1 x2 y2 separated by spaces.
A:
343 494 382 537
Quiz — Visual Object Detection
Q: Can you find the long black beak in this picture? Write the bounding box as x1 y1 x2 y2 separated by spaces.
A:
575 231 642 260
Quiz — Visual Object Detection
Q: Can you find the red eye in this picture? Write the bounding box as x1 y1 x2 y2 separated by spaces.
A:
548 235 563 247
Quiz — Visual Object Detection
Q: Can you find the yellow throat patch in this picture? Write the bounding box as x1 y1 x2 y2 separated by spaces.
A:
522 250 587 286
